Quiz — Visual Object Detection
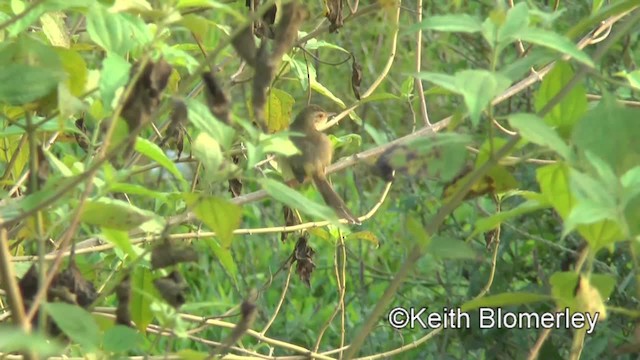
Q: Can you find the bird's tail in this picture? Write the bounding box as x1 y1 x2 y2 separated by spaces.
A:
312 174 361 225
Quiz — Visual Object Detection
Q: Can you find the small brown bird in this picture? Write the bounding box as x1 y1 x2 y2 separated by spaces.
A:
288 105 360 224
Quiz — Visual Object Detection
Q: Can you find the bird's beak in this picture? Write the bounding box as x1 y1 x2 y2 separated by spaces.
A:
326 112 337 118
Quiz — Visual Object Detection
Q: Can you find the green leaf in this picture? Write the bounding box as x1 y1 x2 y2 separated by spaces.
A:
86 3 151 55
102 325 143 353
406 14 482 33
135 137 186 186
0 328 63 356
259 178 337 222
536 163 574 218
100 54 131 110
622 69 640 90
461 292 551 312
185 99 235 149
264 88 295 133
549 272 579 308
184 194 242 247
54 47 88 97
101 228 137 259
563 201 617 239
44 302 101 351
497 3 529 49
0 64 62 105
80 198 157 230
345 231 380 248
191 132 223 180
131 267 155 332
534 61 588 138
508 113 572 159
206 238 238 279
261 132 300 157
591 273 616 299
516 28 594 68
572 94 640 176
311 80 345 107
427 236 477 260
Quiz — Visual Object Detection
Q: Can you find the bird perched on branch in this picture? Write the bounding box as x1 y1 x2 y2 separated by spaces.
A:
286 105 360 224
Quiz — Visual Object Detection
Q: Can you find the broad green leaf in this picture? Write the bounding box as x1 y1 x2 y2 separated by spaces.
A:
102 325 143 353
427 236 477 260
345 231 380 248
0 64 62 105
456 70 511 127
415 72 458 93
261 132 300 157
100 54 131 110
583 151 618 195
406 14 482 33
80 198 156 230
536 163 574 218
185 99 235 149
0 328 63 356
44 302 101 351
572 94 640 176
184 194 242 247
563 201 617 239
131 267 155 332
461 292 551 311
86 3 151 55
516 28 594 68
570 169 614 207
508 113 571 159
473 200 547 236
191 132 224 181
497 3 529 49
101 228 137 259
550 272 578 308
161 44 200 74
534 61 588 138
259 178 337 222
591 273 616 299
264 88 295 133
621 166 640 191
135 137 186 186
